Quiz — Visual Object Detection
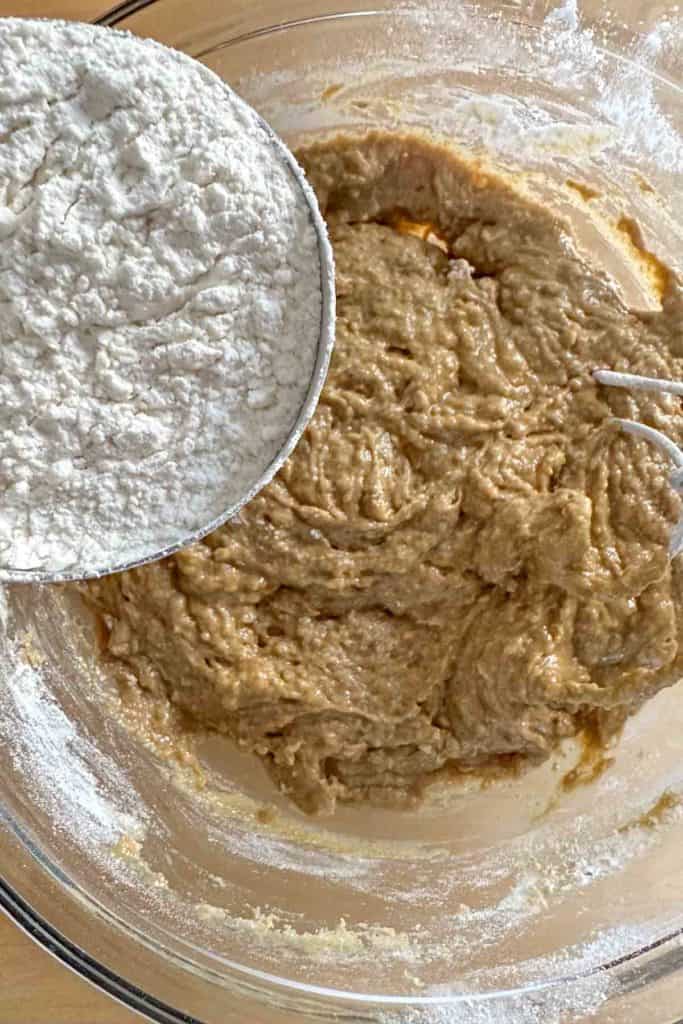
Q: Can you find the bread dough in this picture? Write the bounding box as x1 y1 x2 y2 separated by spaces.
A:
83 131 683 814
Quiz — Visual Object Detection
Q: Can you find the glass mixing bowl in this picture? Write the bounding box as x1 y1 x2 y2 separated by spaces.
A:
1 2 683 1022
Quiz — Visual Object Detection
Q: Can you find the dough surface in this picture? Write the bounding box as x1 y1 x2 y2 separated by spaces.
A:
83 132 683 814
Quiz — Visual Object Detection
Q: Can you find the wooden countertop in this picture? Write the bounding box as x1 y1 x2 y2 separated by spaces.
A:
0 912 137 1023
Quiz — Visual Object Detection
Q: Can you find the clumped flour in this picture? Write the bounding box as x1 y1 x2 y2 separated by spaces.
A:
0 18 323 576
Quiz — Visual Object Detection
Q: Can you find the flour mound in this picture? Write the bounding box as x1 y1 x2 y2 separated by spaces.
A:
0 18 323 576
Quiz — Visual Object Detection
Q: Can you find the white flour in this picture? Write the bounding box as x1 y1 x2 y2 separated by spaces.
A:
0 18 326 577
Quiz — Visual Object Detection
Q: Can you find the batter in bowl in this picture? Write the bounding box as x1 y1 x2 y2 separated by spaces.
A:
83 131 683 814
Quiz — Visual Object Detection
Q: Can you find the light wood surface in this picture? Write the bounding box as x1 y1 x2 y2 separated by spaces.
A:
1 0 111 17
0 0 138 1013
0 911 138 1023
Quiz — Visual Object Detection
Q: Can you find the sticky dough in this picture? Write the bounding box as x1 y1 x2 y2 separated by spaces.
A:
83 131 683 814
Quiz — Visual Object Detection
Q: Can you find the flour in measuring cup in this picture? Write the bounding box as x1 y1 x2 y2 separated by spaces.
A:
0 19 324 577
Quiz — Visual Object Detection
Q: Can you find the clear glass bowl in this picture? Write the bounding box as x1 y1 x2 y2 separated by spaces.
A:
1 3 683 1022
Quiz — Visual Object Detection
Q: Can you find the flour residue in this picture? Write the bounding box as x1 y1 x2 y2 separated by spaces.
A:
240 0 683 182
0 596 145 848
196 903 414 960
